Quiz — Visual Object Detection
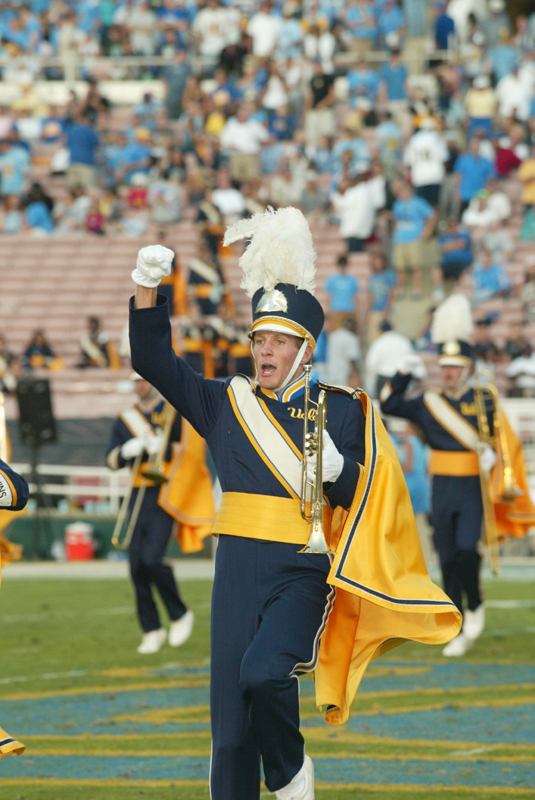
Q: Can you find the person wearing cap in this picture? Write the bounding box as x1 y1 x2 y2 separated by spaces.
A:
106 374 214 654
380 295 496 656
463 76 497 139
380 294 535 657
128 209 461 799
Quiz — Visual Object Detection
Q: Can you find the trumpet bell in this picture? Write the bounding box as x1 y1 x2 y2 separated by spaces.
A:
141 465 169 485
299 520 331 554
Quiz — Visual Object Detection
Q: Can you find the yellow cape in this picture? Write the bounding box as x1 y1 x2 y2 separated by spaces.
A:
315 393 462 725
491 408 535 540
158 420 216 554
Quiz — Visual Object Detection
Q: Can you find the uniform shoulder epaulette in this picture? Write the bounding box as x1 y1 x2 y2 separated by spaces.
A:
318 381 361 399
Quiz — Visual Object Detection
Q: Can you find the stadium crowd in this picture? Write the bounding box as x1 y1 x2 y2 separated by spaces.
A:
0 0 534 396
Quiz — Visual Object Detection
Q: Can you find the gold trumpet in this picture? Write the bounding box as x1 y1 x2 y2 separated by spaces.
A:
112 403 177 551
300 364 330 553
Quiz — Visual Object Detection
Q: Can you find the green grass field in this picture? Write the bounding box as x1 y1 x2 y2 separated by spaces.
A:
1 575 534 799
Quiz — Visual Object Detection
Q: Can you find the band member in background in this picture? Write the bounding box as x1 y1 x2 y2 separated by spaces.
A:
106 374 215 654
78 316 120 370
380 294 535 657
129 208 460 800
0 458 29 759
187 240 226 318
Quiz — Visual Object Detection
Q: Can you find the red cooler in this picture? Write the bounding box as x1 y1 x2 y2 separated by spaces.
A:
65 522 95 561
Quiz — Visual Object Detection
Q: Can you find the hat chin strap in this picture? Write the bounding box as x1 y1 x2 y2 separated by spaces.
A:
273 338 309 393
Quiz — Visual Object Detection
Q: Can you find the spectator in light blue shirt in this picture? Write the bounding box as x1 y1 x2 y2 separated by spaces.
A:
25 200 54 233
342 0 377 45
472 248 512 305
0 140 31 196
347 60 380 107
367 250 397 342
379 49 408 102
377 0 404 47
391 180 437 296
488 29 520 83
454 138 495 212
332 129 370 173
324 255 360 320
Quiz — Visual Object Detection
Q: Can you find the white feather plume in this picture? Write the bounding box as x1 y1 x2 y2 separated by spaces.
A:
431 293 473 344
223 206 317 298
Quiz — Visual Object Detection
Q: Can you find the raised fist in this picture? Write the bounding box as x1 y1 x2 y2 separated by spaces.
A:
131 245 174 289
397 353 426 378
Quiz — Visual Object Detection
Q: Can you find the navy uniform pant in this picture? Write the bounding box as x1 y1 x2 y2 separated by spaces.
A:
210 535 333 800
128 487 187 633
431 475 483 614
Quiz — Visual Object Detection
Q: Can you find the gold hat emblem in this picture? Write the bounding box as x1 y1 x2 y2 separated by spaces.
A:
255 289 288 314
443 340 461 356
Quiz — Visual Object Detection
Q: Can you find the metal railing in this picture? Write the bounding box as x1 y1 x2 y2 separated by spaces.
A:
11 462 129 516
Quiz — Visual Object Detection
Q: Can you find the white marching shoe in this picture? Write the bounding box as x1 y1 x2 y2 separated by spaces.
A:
442 631 472 657
276 755 315 800
137 627 167 654
463 604 485 641
169 610 194 647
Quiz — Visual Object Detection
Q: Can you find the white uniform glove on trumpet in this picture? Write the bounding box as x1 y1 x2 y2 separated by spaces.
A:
131 245 175 289
477 442 497 473
144 431 164 456
306 430 344 484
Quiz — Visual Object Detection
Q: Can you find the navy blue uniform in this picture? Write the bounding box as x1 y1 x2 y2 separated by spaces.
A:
381 373 488 613
0 459 29 511
106 401 187 633
130 297 364 799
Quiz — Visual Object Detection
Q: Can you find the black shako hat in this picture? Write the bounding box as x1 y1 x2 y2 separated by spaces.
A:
250 283 325 348
437 339 474 366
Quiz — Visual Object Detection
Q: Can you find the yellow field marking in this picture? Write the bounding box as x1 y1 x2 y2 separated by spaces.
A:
1 678 210 701
110 705 211 724
2 779 534 795
363 666 432 678
302 695 535 718
346 682 535 702
23 733 212 740
302 728 535 752
24 747 535 763
21 731 535 758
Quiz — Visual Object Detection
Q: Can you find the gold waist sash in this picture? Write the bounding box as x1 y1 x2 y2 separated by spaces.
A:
429 450 480 477
214 492 333 545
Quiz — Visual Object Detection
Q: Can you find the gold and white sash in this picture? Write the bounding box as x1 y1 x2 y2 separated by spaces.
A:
120 407 156 441
228 376 304 499
423 389 481 451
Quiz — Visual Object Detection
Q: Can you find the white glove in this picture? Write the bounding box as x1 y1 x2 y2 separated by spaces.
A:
120 437 145 460
144 432 164 456
397 353 425 376
306 430 344 484
478 443 497 473
131 245 174 288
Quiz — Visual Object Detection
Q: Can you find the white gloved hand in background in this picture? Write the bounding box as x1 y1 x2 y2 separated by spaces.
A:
397 353 426 376
132 245 174 288
306 430 344 484
144 432 164 456
120 437 146 460
477 443 497 473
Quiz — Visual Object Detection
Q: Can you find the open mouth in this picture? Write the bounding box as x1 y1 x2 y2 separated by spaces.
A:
260 363 277 377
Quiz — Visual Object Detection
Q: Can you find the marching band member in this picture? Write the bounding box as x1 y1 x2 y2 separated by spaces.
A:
106 374 215 654
129 209 461 800
380 294 535 657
